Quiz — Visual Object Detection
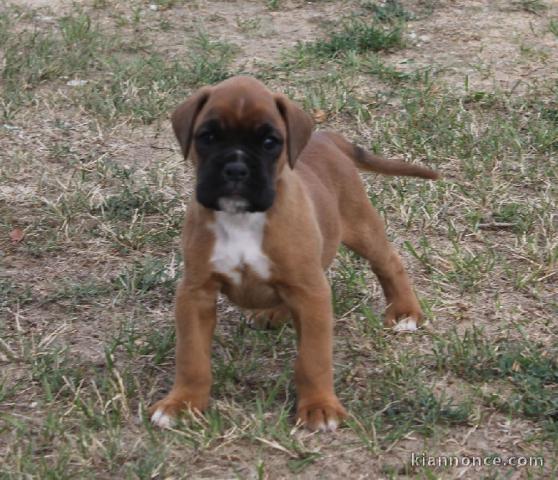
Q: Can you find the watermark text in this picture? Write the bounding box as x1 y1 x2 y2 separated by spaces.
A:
411 453 544 469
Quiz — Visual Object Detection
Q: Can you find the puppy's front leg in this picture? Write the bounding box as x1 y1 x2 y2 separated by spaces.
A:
149 280 217 427
281 276 347 432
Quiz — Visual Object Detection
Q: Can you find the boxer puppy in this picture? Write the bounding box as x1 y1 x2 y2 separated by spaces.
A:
149 76 438 432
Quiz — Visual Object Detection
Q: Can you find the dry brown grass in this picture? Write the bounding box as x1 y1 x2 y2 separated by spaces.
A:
1 0 557 478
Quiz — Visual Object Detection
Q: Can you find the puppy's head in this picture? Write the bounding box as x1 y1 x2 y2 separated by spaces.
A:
171 76 313 213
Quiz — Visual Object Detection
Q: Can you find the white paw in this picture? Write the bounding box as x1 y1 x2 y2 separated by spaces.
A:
317 419 338 432
151 409 175 428
393 318 417 332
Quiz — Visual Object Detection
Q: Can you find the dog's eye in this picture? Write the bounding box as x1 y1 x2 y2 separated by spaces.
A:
262 136 281 151
197 131 217 145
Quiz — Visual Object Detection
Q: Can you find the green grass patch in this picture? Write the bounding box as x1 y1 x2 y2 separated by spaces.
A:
314 20 403 56
347 350 472 447
0 278 32 309
510 0 548 14
76 31 236 123
43 280 113 306
361 0 414 23
31 347 87 401
289 17 404 66
0 10 112 119
0 7 235 123
113 255 180 300
432 328 558 436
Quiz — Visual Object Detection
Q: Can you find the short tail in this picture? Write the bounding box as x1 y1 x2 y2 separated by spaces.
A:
326 131 439 180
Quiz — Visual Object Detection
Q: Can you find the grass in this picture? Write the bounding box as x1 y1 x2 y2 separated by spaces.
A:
0 9 112 120
285 0 423 69
0 6 234 122
510 0 549 14
0 279 32 309
362 0 415 22
77 30 236 123
432 328 558 435
290 17 404 66
114 254 181 300
1 0 557 478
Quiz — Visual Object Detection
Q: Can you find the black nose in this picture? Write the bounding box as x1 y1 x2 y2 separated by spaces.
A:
223 161 249 182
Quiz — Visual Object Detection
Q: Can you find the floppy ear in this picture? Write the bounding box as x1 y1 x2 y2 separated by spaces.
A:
274 94 314 169
171 87 212 159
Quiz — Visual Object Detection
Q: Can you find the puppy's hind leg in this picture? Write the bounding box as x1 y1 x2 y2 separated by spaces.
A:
248 304 291 330
341 198 423 332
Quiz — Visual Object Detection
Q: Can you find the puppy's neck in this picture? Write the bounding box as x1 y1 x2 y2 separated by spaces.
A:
213 209 267 230
218 197 249 214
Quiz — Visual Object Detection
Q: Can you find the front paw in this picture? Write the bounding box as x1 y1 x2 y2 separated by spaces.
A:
296 396 347 432
384 299 423 332
148 391 208 428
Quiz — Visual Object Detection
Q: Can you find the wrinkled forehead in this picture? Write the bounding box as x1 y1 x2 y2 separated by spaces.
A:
196 85 283 132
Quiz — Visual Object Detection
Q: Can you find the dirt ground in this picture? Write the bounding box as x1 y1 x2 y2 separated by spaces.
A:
1 0 557 479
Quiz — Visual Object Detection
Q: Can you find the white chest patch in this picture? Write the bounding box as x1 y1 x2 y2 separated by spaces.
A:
209 210 270 285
